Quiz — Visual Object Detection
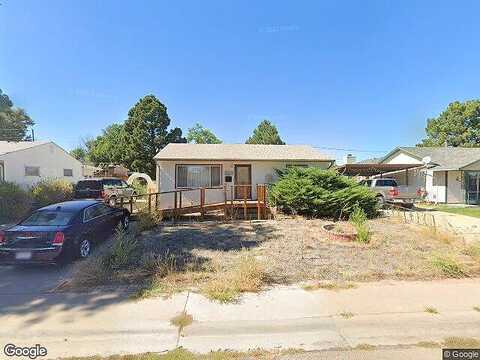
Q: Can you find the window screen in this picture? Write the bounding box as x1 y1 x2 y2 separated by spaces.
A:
25 166 40 176
176 165 222 188
64 169 73 177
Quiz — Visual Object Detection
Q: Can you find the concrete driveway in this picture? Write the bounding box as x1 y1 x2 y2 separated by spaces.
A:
0 263 73 318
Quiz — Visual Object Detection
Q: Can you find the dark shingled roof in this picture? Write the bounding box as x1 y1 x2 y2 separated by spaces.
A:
387 147 480 170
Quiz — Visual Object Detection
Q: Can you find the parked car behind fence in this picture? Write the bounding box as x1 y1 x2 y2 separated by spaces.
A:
74 178 136 206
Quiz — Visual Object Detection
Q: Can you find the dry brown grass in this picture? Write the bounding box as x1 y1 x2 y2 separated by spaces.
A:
201 250 268 303
67 215 479 298
415 341 440 348
424 306 439 314
339 311 355 319
170 311 193 329
353 344 376 351
443 337 480 348
303 281 357 291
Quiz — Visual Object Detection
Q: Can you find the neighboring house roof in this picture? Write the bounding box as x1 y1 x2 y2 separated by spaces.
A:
155 144 333 162
356 157 382 164
381 146 480 170
0 141 50 156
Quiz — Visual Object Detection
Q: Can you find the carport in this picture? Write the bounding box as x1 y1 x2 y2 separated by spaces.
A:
336 163 423 178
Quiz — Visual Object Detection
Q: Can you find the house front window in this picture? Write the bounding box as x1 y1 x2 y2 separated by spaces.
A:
25 166 40 177
176 165 222 188
63 169 73 177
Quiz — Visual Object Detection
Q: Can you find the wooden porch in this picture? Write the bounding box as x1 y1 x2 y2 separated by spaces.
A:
115 184 271 220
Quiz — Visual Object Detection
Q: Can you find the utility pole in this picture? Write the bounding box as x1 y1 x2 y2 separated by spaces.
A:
31 129 35 141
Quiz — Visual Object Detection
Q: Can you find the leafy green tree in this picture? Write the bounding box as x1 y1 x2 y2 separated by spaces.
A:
246 120 285 145
418 100 480 147
0 89 34 141
88 124 127 166
186 123 222 144
124 95 186 177
70 147 87 162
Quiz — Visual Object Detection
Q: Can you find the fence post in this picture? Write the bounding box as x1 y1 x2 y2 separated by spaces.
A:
243 186 247 219
179 191 182 210
155 193 159 211
129 196 133 214
174 191 178 220
230 186 234 220
200 188 205 219
257 184 261 220
223 185 227 220
120 196 124 210
148 193 152 213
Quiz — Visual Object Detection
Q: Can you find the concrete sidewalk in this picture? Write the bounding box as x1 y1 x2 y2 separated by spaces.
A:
1 279 479 358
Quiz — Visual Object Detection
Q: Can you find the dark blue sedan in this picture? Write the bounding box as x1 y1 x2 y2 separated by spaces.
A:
0 200 130 264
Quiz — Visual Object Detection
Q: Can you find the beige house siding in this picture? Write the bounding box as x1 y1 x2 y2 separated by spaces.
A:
156 160 331 209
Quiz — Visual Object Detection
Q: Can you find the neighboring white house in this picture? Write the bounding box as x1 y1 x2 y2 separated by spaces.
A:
365 147 480 205
0 141 84 188
154 144 334 208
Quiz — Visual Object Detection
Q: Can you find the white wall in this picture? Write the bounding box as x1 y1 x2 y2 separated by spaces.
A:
447 170 464 203
425 170 446 203
156 160 331 209
0 142 84 188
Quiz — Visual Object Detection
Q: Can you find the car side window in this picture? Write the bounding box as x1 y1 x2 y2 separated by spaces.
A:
376 179 397 187
83 204 104 222
121 180 129 188
103 179 115 188
98 204 114 215
113 179 123 187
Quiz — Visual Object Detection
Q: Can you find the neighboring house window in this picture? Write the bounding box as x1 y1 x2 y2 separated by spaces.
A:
63 169 73 177
25 166 40 177
176 165 222 188
0 163 4 181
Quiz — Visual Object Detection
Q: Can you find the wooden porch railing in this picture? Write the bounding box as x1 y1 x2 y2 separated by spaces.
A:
115 184 269 220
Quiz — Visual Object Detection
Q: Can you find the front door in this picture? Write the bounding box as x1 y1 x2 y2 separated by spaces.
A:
234 165 252 199
465 171 480 204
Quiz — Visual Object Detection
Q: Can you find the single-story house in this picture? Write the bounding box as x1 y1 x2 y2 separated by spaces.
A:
365 146 480 205
0 141 84 188
154 144 333 208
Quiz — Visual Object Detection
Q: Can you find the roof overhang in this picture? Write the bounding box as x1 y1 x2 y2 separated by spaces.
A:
155 158 334 162
336 163 423 177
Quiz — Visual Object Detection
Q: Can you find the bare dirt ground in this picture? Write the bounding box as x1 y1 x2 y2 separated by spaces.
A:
67 214 480 296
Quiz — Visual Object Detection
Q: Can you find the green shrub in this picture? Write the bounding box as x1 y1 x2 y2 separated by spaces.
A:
137 209 163 232
349 205 371 243
102 225 139 270
270 168 378 218
31 178 74 208
0 181 33 223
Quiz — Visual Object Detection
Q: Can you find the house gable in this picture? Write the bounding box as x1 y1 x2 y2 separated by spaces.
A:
380 149 423 165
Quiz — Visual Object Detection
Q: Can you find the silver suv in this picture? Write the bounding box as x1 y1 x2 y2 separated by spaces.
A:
360 178 417 208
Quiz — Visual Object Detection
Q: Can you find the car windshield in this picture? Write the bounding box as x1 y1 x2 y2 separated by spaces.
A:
21 211 75 226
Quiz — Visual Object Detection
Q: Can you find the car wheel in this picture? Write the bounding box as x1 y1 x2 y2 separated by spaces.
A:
376 195 385 208
108 197 117 207
78 239 92 259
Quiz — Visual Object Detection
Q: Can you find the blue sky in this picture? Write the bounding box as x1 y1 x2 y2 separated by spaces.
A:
1 0 480 162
